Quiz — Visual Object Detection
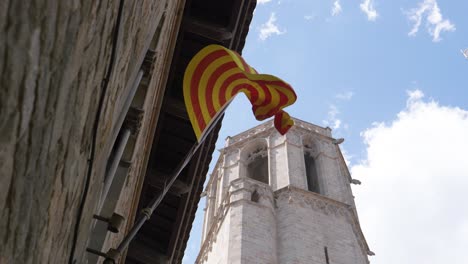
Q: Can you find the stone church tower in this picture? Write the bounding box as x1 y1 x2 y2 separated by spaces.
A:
196 118 373 264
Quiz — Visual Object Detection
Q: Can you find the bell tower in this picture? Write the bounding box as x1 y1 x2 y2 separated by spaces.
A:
197 118 372 264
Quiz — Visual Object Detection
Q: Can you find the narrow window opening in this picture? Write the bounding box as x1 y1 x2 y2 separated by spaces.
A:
324 246 330 264
247 152 268 184
251 189 260 203
304 153 320 193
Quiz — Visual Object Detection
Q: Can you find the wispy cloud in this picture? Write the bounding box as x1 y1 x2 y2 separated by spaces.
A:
332 119 342 130
336 91 354 100
324 92 354 130
407 89 424 104
407 0 455 42
323 104 342 130
360 0 378 21
328 104 339 118
304 15 316 21
259 13 285 41
332 0 342 16
257 0 272 4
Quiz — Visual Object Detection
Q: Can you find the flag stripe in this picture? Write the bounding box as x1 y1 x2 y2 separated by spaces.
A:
198 55 231 123
184 44 297 141
189 49 226 135
205 61 237 117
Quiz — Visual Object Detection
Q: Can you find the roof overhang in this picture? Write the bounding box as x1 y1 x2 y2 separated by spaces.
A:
125 1 257 263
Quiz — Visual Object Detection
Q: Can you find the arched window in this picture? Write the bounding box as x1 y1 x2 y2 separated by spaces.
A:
304 151 320 193
303 137 320 194
243 141 269 185
247 151 269 184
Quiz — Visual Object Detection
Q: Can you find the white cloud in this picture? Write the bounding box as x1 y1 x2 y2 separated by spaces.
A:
336 91 354 100
257 0 272 4
407 0 455 42
304 15 315 21
323 92 353 130
259 13 285 41
323 104 342 130
332 119 342 129
332 0 342 16
407 89 424 103
352 90 468 264
360 0 378 21
328 104 339 118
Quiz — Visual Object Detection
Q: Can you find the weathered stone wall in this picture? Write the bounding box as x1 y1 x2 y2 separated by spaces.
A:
275 188 368 264
234 180 277 264
0 0 182 263
200 205 231 264
198 178 277 264
199 182 368 264
99 0 186 259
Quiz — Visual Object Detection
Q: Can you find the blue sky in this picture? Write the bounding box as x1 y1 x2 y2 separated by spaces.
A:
183 0 468 263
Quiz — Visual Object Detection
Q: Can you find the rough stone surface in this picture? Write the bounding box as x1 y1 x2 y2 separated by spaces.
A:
0 0 181 263
197 118 370 264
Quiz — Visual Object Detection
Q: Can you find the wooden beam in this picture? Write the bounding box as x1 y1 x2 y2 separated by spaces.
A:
157 133 194 153
168 120 222 263
146 170 191 196
127 238 168 263
183 17 233 41
162 97 189 120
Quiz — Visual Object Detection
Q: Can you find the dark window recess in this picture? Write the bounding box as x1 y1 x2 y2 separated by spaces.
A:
247 155 268 184
304 153 320 193
324 246 330 264
251 189 260 203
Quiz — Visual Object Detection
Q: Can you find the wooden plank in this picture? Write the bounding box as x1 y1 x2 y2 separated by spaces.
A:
168 120 221 263
162 97 189 120
127 237 168 263
184 17 233 41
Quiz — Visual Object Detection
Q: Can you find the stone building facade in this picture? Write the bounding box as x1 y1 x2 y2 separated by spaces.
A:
0 0 256 263
1 1 184 263
197 118 373 264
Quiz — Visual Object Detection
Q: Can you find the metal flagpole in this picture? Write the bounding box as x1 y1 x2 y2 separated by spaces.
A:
101 107 228 264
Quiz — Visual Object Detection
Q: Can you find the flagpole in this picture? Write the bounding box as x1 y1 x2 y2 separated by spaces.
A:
100 108 227 264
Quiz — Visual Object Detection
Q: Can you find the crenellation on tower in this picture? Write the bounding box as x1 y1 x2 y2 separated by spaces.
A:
197 117 371 264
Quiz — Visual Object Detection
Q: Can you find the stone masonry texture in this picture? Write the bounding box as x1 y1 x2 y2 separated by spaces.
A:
197 119 370 264
0 0 181 263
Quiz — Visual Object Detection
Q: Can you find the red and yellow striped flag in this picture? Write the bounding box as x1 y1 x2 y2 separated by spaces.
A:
183 44 297 142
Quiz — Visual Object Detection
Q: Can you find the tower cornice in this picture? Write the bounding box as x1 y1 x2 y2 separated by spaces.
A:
225 117 332 147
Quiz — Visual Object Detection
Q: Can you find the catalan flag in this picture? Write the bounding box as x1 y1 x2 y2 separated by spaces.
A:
183 44 297 142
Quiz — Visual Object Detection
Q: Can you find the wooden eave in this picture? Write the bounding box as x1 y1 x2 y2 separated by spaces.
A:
125 1 257 263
